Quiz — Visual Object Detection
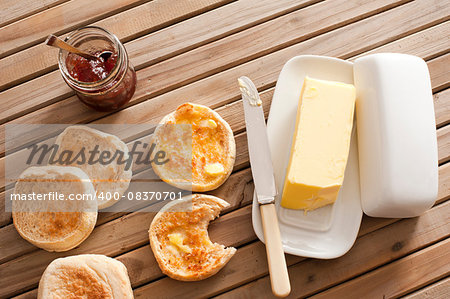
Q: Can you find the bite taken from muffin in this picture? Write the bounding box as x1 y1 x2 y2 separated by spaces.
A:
149 194 236 281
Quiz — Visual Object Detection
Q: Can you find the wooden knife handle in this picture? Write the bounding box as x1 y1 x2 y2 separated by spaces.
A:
260 203 291 297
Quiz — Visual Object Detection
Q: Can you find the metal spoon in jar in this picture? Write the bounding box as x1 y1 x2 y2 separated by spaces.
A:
45 34 113 62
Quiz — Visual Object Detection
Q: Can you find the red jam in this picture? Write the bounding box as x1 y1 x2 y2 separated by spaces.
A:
67 52 118 82
64 51 137 112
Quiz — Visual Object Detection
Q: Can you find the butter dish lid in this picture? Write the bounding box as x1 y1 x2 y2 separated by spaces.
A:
353 53 438 218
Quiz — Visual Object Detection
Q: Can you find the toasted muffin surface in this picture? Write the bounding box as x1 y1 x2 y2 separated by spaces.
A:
44 264 112 298
38 254 133 299
152 103 236 192
54 126 132 209
149 194 236 281
12 166 97 252
14 211 82 242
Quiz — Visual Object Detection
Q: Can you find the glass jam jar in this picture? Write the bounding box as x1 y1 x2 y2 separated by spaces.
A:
58 26 137 112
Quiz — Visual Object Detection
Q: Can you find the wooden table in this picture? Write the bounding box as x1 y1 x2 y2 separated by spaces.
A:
0 0 449 298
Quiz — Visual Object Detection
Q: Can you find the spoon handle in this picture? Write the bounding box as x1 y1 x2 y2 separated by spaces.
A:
45 34 98 60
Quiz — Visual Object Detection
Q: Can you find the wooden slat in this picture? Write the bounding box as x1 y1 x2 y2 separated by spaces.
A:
11 167 256 299
6 147 450 296
0 85 265 226
0 0 237 92
1 1 448 297
12 119 444 292
0 170 256 298
122 205 256 288
311 239 450 299
0 90 448 240
435 88 450 128
213 201 450 299
0 0 419 171
429 53 450 93
0 0 447 154
0 0 406 125
403 277 450 299
438 125 450 164
0 0 69 28
353 20 450 61
135 200 450 298
0 82 448 230
0 89 272 228
11 173 450 299
1 81 448 228
0 206 255 297
0 57 447 196
0 0 312 114
0 0 152 58
3 123 450 296
438 163 450 203
0 133 252 265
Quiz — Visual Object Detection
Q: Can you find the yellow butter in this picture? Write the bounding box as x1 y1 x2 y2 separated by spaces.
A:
281 77 355 211
199 119 217 129
204 163 225 176
168 233 192 254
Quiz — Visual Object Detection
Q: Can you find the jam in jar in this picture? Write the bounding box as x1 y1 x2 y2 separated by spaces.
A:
58 26 137 112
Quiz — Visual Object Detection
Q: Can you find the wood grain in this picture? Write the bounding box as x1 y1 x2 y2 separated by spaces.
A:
435 88 450 128
214 201 450 299
0 80 448 230
438 125 450 164
0 89 272 227
0 146 254 264
0 199 255 298
429 53 450 93
10 168 256 299
11 142 450 298
0 0 404 124
353 21 450 61
404 277 450 299
3 116 446 294
0 0 69 28
0 57 446 196
0 0 447 154
135 200 450 298
438 163 450 203
0 0 311 111
6 154 449 297
1 0 449 297
10 180 450 299
0 0 151 58
0 86 269 227
311 239 450 299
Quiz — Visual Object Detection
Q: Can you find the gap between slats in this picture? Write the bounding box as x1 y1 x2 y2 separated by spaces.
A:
0 0 70 28
0 1 446 298
0 0 316 92
0 0 439 155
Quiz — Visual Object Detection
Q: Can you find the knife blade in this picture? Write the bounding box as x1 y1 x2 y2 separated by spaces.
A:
239 76 277 204
239 76 291 298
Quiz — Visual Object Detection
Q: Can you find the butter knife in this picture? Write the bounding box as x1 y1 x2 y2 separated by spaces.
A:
239 76 291 298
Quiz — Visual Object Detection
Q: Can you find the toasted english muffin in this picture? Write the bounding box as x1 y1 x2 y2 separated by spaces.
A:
54 125 132 209
149 194 236 281
38 254 133 299
151 103 236 192
12 166 97 252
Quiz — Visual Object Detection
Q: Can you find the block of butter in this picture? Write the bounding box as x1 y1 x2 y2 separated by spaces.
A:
281 76 355 211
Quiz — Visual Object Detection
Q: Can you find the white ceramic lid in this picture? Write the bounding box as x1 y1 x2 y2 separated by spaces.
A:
252 55 362 258
354 53 438 218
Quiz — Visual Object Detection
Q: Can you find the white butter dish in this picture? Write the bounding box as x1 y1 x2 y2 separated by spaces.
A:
252 56 363 258
251 54 438 258
354 53 438 218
